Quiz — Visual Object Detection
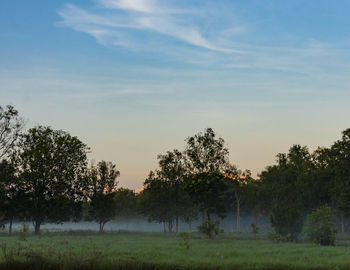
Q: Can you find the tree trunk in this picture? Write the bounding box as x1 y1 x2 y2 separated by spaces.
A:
206 211 211 222
163 222 166 233
99 221 105 233
235 192 240 232
168 219 173 233
9 216 13 234
188 221 192 232
34 221 41 234
341 214 345 234
176 216 179 233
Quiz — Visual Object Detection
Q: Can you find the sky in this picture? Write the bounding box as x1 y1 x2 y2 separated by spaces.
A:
1 0 350 190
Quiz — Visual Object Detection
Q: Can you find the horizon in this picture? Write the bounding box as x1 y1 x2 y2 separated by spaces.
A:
1 0 350 190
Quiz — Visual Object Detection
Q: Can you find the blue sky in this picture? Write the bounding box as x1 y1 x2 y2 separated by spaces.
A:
1 0 350 189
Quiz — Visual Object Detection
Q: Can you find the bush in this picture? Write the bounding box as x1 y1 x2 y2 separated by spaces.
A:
18 221 29 241
179 232 192 249
251 223 259 239
303 205 337 246
267 231 292 243
197 220 222 238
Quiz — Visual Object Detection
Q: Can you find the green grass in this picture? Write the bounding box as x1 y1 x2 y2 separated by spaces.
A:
1 231 350 270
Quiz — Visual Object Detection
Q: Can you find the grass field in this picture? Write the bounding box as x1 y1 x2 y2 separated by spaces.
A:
1 231 350 270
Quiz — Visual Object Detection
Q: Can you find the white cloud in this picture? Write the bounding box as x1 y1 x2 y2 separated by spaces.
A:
56 0 350 75
58 0 236 52
98 0 169 14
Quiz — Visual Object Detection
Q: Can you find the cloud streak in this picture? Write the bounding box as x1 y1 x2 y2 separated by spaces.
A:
57 0 350 76
58 0 240 52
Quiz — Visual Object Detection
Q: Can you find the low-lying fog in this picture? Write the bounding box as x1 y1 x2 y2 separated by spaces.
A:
5 214 271 233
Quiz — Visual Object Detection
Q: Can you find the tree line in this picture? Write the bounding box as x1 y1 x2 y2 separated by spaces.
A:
0 104 350 239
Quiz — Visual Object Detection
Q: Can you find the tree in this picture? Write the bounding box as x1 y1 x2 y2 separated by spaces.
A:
0 159 27 233
224 166 254 232
326 129 350 232
14 126 89 234
87 161 120 232
138 171 178 232
184 128 229 174
157 149 195 233
184 128 230 232
185 172 228 226
0 105 24 159
114 188 137 219
259 145 313 240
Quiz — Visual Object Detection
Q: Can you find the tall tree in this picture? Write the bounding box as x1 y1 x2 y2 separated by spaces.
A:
14 126 89 234
184 128 230 227
0 160 27 233
114 188 137 219
157 149 194 233
87 161 120 232
139 171 179 232
185 171 228 223
224 166 253 232
184 128 229 174
0 105 24 158
259 145 313 240
326 129 350 232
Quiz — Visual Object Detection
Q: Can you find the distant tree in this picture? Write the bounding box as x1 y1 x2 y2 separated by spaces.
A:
87 161 120 232
185 172 228 225
157 149 195 233
114 188 137 219
14 126 89 234
0 159 27 233
184 128 230 232
327 129 350 232
260 145 313 240
184 128 229 174
138 171 178 232
224 165 254 232
0 105 24 158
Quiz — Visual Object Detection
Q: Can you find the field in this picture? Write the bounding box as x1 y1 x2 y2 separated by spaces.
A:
1 231 350 270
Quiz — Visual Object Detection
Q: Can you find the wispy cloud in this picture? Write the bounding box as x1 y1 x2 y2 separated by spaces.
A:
57 0 350 75
58 0 240 52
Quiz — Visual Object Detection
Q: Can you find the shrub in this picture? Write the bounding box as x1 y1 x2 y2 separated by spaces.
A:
197 220 222 238
267 231 291 243
179 232 192 249
18 221 29 241
303 205 337 246
251 223 259 239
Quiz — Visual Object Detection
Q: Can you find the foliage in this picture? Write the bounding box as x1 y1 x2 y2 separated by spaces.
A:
0 105 24 159
260 145 313 240
303 205 337 246
114 188 137 219
18 221 29 241
138 172 178 231
270 202 304 241
184 128 229 174
13 126 89 234
267 231 292 243
197 220 222 238
178 232 192 249
185 172 228 222
87 161 120 232
251 223 259 239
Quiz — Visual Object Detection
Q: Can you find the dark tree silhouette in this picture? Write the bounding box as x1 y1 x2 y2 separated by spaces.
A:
14 126 89 234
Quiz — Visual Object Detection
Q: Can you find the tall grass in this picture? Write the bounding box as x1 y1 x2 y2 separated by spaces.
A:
0 231 350 269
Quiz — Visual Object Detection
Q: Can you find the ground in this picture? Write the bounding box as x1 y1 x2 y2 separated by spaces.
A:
1 231 350 269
